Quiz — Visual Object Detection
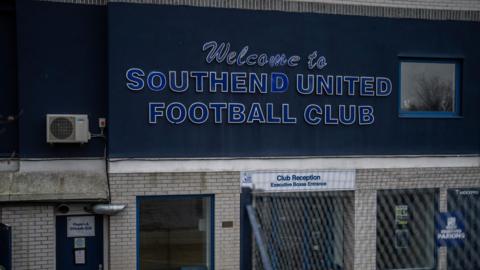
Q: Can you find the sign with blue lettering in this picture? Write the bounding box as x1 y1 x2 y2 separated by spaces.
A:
108 3 480 158
240 170 355 192
126 41 390 126
436 212 466 246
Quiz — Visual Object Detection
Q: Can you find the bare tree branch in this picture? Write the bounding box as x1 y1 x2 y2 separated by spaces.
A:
409 73 453 112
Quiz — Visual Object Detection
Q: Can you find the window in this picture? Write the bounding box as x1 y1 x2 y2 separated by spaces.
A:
138 195 214 270
377 189 438 270
447 188 480 270
252 191 354 269
399 59 460 117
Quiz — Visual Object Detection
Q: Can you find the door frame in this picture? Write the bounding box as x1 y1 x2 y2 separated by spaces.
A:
54 204 108 270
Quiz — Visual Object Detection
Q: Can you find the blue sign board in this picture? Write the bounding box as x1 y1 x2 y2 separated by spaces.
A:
108 3 480 158
436 212 466 246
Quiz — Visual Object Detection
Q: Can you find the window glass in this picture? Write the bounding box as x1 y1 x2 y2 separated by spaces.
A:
139 196 213 270
400 60 459 116
447 189 480 270
377 189 437 270
253 192 353 270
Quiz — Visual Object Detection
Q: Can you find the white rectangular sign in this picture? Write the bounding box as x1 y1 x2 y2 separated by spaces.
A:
67 216 95 238
241 170 355 192
74 249 86 264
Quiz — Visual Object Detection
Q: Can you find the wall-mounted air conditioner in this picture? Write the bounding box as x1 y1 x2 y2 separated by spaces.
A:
46 114 90 143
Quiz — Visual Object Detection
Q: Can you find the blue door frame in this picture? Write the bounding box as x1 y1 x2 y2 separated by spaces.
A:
240 188 253 270
0 223 11 270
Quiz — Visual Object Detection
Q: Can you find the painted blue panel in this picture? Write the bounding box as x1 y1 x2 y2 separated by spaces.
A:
16 0 106 158
0 2 18 157
108 4 480 158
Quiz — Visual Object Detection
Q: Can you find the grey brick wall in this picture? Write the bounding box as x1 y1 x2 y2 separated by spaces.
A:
1 206 55 270
109 167 480 270
438 188 448 270
109 172 241 270
354 167 480 270
0 166 477 270
353 189 377 270
302 0 480 11
39 0 480 21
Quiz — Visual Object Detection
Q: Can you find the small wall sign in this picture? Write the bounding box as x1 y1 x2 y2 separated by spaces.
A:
241 170 355 192
436 211 466 246
67 216 95 238
395 205 409 226
74 238 86 249
74 249 86 265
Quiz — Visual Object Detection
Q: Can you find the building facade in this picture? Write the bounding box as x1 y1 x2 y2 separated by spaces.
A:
1 0 480 270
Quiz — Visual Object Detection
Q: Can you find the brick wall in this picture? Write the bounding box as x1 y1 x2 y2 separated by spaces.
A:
109 172 241 270
302 0 480 10
0 166 478 270
1 206 55 270
353 167 480 270
39 0 480 21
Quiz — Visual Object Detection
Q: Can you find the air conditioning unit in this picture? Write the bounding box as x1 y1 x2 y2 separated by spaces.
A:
46 114 91 143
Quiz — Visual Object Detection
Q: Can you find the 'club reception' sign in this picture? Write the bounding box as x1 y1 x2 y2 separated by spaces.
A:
241 170 355 192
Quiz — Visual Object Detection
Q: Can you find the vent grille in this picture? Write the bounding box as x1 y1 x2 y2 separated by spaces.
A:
50 117 74 140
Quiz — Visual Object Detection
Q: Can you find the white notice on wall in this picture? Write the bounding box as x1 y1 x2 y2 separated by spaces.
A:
67 216 95 238
241 170 355 192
